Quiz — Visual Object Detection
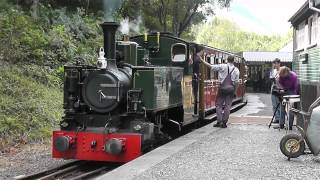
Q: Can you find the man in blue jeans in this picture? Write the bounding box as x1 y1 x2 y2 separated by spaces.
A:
270 58 285 127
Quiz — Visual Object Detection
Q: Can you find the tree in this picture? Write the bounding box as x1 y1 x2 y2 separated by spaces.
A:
121 0 231 37
193 17 292 52
15 0 102 15
13 0 232 37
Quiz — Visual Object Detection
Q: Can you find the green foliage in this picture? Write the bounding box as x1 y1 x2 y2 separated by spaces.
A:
193 17 293 52
0 9 47 64
120 0 231 37
0 3 104 149
0 4 102 67
0 63 63 149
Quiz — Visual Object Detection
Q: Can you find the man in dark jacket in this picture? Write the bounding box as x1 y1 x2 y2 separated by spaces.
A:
191 46 203 115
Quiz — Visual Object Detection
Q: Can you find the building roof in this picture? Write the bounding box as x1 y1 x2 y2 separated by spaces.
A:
289 1 309 25
289 1 320 26
240 52 292 62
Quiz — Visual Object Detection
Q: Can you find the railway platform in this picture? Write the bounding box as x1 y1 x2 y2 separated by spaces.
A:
96 93 320 180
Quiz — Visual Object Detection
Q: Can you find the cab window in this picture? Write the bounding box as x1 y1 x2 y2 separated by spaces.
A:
171 43 187 62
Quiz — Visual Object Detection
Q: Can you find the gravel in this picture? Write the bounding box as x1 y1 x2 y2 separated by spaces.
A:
133 124 320 180
0 143 70 180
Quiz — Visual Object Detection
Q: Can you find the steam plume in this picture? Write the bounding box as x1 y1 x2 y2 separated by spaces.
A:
103 0 124 22
119 16 143 35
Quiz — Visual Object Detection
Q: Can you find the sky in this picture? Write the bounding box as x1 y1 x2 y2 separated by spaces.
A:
214 0 307 35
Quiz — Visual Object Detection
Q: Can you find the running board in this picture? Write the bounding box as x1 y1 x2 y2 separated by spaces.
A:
204 101 247 121
204 114 217 121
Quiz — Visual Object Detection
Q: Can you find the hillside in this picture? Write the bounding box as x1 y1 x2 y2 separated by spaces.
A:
0 2 102 150
0 62 63 150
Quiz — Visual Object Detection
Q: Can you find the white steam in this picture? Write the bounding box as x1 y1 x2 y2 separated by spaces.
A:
120 18 130 34
119 16 143 35
103 0 124 22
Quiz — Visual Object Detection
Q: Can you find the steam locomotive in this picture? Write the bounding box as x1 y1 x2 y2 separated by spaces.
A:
52 22 247 162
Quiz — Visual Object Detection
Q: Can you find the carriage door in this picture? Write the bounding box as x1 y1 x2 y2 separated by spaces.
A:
171 43 194 114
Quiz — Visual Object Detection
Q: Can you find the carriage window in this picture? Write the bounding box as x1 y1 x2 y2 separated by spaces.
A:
210 56 215 64
206 56 210 62
171 43 187 62
215 58 219 64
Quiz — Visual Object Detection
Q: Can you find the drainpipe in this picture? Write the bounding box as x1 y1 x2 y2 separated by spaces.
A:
309 0 320 13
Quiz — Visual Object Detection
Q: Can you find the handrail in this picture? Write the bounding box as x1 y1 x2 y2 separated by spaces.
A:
308 96 320 113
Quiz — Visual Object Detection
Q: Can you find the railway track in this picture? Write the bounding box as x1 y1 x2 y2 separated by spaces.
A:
14 161 121 180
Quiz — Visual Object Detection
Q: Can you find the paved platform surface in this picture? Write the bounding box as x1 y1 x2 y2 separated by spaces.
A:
97 94 320 180
231 93 273 117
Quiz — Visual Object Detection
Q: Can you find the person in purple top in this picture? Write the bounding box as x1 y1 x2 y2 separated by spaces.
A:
279 67 299 95
278 66 300 130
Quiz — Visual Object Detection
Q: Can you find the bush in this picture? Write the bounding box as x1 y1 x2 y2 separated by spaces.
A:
0 9 47 64
0 4 103 67
0 63 63 150
0 2 105 150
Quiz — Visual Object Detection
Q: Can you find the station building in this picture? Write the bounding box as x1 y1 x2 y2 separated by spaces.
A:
289 0 320 111
238 51 292 92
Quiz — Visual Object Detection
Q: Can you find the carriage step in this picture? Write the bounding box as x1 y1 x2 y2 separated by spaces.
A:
204 114 216 121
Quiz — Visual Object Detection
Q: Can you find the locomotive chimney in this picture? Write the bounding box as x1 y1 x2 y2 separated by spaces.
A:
123 34 130 41
100 22 119 60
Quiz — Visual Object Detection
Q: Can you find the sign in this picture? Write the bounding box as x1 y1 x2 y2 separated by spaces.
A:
299 53 308 64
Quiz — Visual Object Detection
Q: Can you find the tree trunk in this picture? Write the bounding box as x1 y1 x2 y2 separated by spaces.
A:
178 3 199 37
172 0 179 36
85 0 90 15
159 0 168 32
31 0 39 19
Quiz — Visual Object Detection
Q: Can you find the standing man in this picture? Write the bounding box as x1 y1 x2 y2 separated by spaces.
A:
200 55 240 128
191 46 203 115
264 68 271 93
252 67 260 92
270 58 283 124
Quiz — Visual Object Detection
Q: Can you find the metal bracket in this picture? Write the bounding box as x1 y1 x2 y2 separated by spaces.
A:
97 82 121 102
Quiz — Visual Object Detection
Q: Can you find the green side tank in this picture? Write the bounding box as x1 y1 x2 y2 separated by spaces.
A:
133 67 183 111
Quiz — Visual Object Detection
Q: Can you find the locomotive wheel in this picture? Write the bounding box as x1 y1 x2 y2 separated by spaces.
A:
280 134 305 159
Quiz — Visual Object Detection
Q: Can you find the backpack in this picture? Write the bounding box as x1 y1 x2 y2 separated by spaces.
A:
219 66 235 95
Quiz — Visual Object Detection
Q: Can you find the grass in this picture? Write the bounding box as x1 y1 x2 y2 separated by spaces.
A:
0 62 63 151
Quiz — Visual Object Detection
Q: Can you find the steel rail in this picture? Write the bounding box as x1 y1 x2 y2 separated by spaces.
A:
14 161 119 180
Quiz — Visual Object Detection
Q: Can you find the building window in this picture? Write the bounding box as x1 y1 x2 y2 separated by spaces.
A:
308 15 317 45
296 22 305 50
312 14 318 44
